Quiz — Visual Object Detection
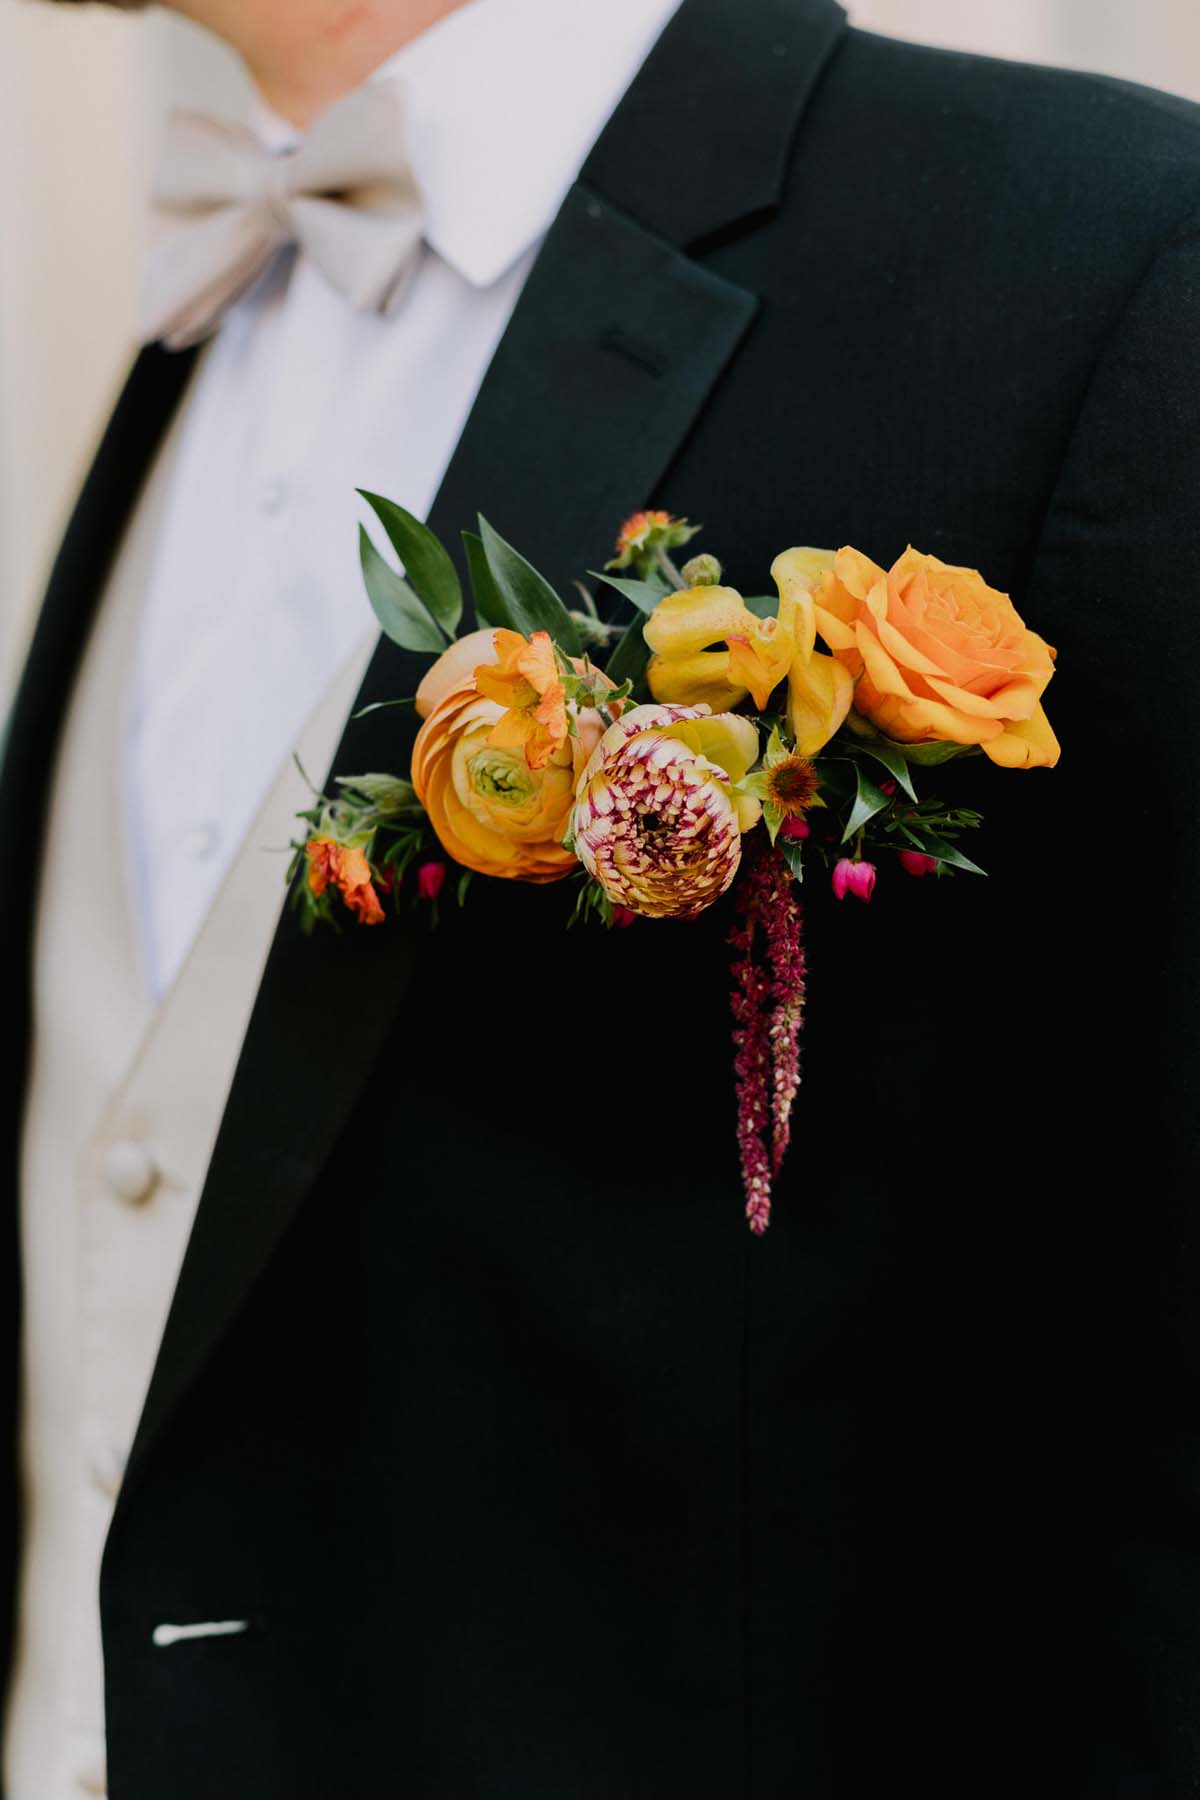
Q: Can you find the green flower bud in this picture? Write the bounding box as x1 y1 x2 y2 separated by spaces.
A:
680 553 723 587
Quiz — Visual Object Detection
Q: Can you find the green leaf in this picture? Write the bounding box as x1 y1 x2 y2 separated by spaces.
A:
743 594 779 620
351 697 417 720
334 773 421 818
358 491 462 636
604 614 651 691
763 721 788 765
778 833 805 882
478 515 581 654
291 752 320 796
842 765 893 843
842 715 978 767
358 527 448 654
589 570 670 615
909 828 987 876
889 737 977 767
462 530 505 628
849 737 918 801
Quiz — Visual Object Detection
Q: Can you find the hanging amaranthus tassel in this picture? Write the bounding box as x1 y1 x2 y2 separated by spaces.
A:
727 838 807 1233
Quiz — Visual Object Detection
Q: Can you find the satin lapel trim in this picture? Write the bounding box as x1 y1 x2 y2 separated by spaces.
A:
121 185 758 1492
0 346 200 851
0 347 200 1188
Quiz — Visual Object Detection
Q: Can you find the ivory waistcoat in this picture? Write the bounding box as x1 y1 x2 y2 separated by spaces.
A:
2 400 375 1800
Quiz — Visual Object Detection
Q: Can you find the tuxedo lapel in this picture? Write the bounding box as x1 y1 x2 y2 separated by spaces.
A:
117 0 850 1491
0 345 200 1684
122 190 759 1493
0 342 200 1276
582 0 849 249
0 346 199 972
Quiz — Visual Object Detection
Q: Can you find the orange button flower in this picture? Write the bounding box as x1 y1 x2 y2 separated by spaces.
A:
305 837 386 925
613 509 673 561
608 509 700 576
815 545 1060 769
472 628 568 770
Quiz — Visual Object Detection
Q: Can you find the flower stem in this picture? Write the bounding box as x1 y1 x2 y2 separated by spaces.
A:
656 548 687 591
568 610 624 648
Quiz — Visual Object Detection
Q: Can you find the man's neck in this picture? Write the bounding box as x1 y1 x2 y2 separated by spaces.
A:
169 0 474 127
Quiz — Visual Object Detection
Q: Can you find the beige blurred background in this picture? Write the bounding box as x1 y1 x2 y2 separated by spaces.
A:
1 0 1198 702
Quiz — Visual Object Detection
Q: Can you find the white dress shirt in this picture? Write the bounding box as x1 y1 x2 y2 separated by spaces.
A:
6 5 682 1795
127 0 682 1001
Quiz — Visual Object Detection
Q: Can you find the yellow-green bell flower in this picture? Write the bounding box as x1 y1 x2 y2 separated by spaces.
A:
643 583 753 710
771 547 855 755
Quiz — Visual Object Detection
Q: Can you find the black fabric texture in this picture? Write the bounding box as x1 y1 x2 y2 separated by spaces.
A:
2 2 1199 1793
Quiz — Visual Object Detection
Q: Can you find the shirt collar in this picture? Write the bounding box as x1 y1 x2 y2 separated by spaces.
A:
254 0 682 291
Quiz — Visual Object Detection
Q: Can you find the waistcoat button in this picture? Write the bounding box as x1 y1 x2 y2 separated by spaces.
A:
101 1140 159 1205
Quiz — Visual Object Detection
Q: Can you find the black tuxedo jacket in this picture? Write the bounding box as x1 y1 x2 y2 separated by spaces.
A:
3 2 1200 1794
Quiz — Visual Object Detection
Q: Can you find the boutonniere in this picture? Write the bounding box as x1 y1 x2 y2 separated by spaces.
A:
291 499 1060 1232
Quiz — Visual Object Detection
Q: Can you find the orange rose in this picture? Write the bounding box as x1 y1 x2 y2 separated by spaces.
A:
412 633 607 883
815 546 1060 769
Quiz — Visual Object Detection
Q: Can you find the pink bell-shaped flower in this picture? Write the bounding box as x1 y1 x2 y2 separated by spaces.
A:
831 857 876 903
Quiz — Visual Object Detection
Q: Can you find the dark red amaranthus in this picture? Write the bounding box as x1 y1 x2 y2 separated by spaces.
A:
727 838 808 1233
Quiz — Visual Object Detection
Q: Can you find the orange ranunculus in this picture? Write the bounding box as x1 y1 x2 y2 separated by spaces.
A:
472 628 567 770
305 837 386 925
411 669 598 883
815 545 1060 769
417 630 610 755
414 627 499 716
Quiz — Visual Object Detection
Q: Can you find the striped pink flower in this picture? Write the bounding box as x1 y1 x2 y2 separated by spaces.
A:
571 704 760 920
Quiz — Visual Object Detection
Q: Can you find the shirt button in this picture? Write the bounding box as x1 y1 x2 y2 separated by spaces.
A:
102 1140 159 1206
182 819 221 861
76 1763 107 1795
260 476 289 515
